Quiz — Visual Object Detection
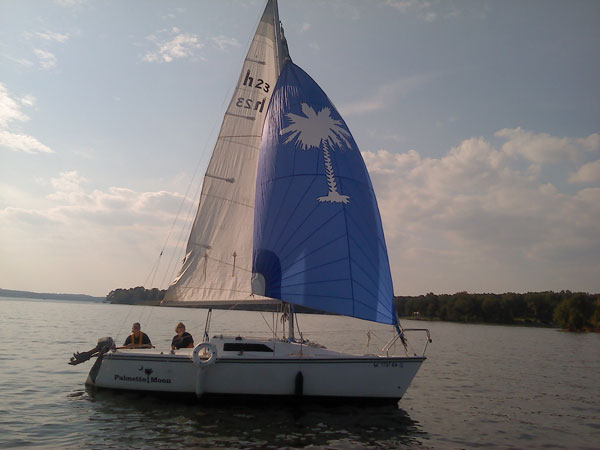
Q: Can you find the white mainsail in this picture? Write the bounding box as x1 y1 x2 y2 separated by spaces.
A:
162 0 289 307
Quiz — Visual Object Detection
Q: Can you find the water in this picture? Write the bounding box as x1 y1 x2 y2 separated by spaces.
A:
0 297 598 449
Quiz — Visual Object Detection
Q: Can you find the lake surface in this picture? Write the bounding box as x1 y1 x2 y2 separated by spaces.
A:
0 297 598 449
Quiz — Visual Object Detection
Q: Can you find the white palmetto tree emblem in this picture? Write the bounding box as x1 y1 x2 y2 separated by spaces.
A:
281 103 351 204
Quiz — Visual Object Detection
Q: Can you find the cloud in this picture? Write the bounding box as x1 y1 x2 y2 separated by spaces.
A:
384 0 427 13
33 49 57 69
362 148 422 174
0 130 53 154
3 55 34 67
48 171 89 203
21 29 70 69
54 0 86 6
0 171 195 294
210 35 240 50
37 171 191 223
495 128 600 164
0 82 53 154
73 148 96 159
0 84 29 127
24 31 70 43
383 0 461 22
330 2 361 21
362 129 600 294
569 159 600 184
20 95 36 107
143 28 205 63
340 74 434 116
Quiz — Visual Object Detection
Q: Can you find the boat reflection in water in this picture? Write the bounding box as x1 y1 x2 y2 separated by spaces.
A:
84 386 425 448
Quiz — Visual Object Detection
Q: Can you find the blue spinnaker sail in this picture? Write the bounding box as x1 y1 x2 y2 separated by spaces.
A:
253 62 396 325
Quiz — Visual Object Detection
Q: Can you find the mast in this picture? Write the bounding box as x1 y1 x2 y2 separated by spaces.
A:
272 0 291 69
287 303 295 341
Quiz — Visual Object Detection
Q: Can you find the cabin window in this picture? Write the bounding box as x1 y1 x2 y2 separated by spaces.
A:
223 343 273 352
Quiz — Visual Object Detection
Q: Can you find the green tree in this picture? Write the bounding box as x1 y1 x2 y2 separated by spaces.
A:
592 299 600 330
553 294 595 331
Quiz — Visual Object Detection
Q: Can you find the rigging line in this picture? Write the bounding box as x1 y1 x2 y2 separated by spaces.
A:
163 161 207 287
153 176 200 279
206 301 243 322
201 192 254 209
112 304 137 344
160 175 203 289
145 145 209 292
137 305 155 340
367 331 390 345
259 311 276 335
142 294 164 333
143 256 160 289
294 311 303 340
147 261 161 290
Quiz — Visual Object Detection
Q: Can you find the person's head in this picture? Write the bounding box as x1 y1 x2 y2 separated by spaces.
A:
132 322 141 335
175 322 185 334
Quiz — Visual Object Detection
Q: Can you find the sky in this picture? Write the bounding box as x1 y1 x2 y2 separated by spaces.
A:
1 0 599 297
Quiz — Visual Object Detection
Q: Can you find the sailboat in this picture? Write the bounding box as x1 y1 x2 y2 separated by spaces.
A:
70 0 430 402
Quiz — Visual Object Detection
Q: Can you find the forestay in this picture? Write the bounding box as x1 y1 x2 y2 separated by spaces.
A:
163 0 289 307
252 62 396 325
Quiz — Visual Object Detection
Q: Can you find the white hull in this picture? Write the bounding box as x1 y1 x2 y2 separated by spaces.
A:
88 337 424 401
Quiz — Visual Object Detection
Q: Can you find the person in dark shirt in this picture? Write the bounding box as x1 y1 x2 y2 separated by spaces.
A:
123 322 152 348
171 322 194 350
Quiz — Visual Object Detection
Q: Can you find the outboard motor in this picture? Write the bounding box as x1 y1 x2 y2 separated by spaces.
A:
68 337 115 365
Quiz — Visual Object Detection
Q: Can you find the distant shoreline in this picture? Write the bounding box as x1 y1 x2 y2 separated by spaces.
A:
0 288 104 303
398 315 557 328
395 291 600 332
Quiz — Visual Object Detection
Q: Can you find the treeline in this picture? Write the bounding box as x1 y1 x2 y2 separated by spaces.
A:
395 291 600 331
106 287 166 305
0 288 103 302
